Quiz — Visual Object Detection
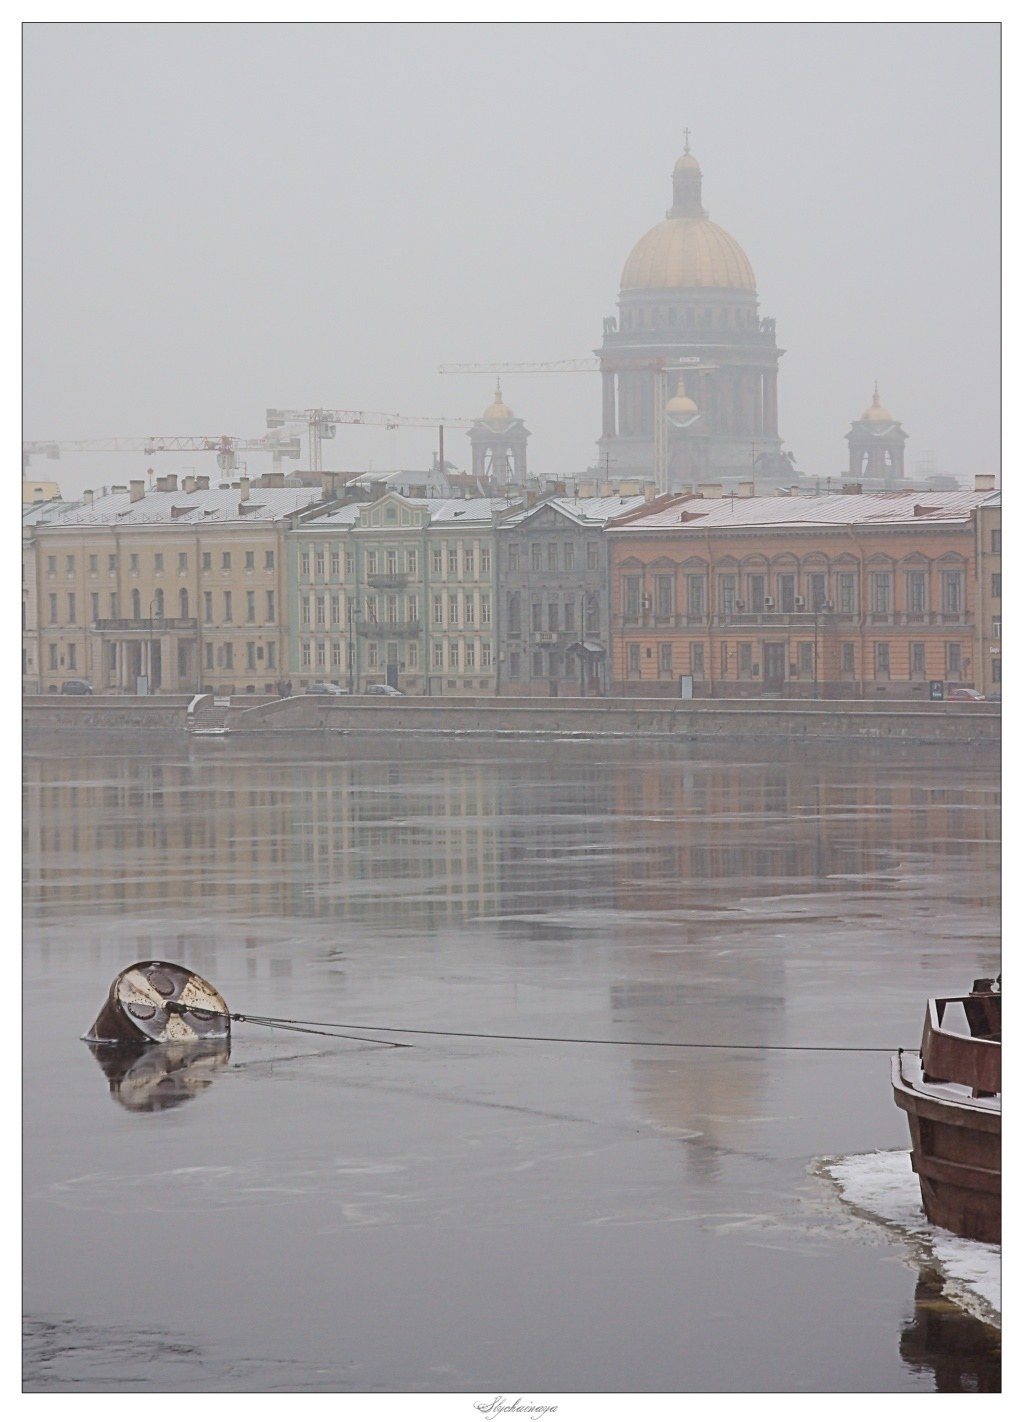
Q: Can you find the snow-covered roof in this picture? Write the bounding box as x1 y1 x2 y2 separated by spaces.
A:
28 485 326 528
501 494 648 529
610 490 993 533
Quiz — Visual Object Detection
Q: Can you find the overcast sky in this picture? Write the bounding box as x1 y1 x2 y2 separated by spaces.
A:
23 21 999 498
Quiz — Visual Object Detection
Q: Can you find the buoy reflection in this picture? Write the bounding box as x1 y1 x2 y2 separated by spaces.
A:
86 1038 230 1113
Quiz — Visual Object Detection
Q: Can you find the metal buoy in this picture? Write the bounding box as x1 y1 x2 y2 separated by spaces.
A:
83 960 231 1046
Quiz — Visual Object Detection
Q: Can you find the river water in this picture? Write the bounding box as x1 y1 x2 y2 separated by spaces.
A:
23 732 1001 1393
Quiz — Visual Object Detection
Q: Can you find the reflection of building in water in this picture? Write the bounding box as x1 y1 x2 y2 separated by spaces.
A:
609 760 1000 916
899 1270 1000 1391
23 751 501 931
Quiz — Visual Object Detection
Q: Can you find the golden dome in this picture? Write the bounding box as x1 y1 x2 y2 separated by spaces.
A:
862 384 893 422
621 216 756 291
482 383 514 424
674 151 701 173
666 378 699 416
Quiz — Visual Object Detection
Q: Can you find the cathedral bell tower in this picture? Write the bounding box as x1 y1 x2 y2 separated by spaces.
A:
845 385 908 488
468 384 530 484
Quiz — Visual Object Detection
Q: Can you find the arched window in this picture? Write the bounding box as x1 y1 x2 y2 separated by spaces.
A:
130 588 141 619
179 587 189 618
153 588 164 617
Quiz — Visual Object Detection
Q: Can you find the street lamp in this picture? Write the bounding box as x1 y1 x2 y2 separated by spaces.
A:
347 599 361 695
812 599 834 698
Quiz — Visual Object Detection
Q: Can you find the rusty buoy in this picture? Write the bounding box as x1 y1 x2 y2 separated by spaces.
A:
83 961 231 1046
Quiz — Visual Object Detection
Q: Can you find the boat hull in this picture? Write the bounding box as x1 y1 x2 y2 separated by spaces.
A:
892 1050 1001 1244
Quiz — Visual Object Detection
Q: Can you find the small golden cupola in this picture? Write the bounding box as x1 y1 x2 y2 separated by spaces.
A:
482 382 515 427
862 383 893 423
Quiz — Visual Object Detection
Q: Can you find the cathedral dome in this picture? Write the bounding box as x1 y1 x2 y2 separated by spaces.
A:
862 385 893 422
482 384 515 426
621 143 756 292
665 378 699 416
621 218 756 291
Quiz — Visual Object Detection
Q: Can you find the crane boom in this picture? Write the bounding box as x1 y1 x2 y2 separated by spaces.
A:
22 433 301 472
266 408 476 472
438 360 599 374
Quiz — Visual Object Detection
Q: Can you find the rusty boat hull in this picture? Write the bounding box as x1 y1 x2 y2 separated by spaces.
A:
891 982 1001 1245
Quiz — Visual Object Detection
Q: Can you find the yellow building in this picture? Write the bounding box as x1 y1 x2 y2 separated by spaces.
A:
26 474 326 693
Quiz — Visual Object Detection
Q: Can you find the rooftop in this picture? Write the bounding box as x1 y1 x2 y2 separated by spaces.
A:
609 489 994 533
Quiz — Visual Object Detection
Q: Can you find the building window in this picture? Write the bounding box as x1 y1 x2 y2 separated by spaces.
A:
433 642 444 668
798 641 814 674
222 552 231 571
531 602 543 633
906 571 927 614
719 574 736 615
449 641 459 669
48 643 58 670
301 552 311 578
433 596 443 625
267 644 276 669
407 642 418 669
202 552 212 572
841 642 855 675
246 643 257 670
245 550 255 571
386 549 398 576
585 593 599 635
315 595 326 625
991 529 1001 554
946 642 962 675
108 554 117 573
223 592 232 622
131 589 141 619
178 552 188 572
738 642 752 675
130 554 139 574
66 555 76 574
509 651 520 679
628 643 641 675
180 588 189 618
90 592 99 622
547 543 558 572
548 602 559 633
203 591 213 622
874 642 890 677
331 594 341 625
481 595 491 625
345 552 355 578
686 575 706 617
507 544 520 572
991 573 1001 599
266 550 275 571
153 553 163 573
720 642 729 678
658 642 672 673
301 595 311 625
465 643 476 669
508 593 521 634
586 542 599 571
301 642 311 668
992 618 1001 640
532 650 543 677
246 591 256 623
88 554 98 574
531 544 542 572
747 574 766 612
465 594 475 624
837 573 857 615
316 641 326 668
691 644 704 677
623 576 642 620
563 601 575 632
67 645 77 669
48 593 57 624
406 549 417 575
480 548 490 575
448 550 458 575
910 642 926 676
808 573 827 611
870 573 891 614
449 595 459 625
432 547 443 575
46 556 56 575
991 657 1001 684
463 549 474 575
152 589 163 617
224 642 234 670
655 574 674 618
941 570 963 614
206 643 215 670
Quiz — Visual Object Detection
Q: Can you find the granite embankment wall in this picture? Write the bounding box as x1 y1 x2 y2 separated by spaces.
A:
23 694 1000 747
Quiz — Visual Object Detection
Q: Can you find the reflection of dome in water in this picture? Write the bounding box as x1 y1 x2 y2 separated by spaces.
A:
621 144 756 292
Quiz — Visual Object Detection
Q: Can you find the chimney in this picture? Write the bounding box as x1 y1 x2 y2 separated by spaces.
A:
737 480 754 499
196 474 210 491
239 476 251 502
83 489 94 505
789 485 801 497
183 475 197 493
112 484 127 494
974 473 996 493
155 476 168 492
598 482 613 497
698 482 723 499
620 478 640 495
842 482 863 495
129 480 145 503
166 473 178 492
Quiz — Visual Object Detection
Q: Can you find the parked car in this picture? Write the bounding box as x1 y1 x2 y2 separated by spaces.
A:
365 683 404 696
305 681 349 696
60 679 93 695
947 686 986 701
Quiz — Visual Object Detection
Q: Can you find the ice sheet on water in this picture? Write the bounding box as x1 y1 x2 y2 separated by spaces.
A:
822 1149 1000 1325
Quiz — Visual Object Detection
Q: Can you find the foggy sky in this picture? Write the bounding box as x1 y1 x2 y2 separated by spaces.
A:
23 21 999 499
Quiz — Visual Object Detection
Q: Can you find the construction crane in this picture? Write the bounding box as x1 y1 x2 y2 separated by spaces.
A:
438 360 599 375
22 433 302 475
266 408 476 473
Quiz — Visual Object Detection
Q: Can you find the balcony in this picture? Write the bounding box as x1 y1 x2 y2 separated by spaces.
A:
366 572 410 589
93 617 197 632
355 619 421 638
